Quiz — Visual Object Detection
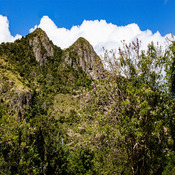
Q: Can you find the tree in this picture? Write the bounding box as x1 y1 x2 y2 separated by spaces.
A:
79 39 175 174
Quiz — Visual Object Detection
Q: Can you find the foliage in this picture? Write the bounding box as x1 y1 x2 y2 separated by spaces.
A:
1 29 175 175
76 40 175 174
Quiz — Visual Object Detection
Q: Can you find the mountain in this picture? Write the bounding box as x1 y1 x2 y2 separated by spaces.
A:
0 28 106 174
64 37 104 79
28 28 54 65
0 28 104 113
1 28 175 175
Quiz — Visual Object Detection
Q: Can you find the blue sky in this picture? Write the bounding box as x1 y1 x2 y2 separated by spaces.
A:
0 0 174 55
0 0 174 36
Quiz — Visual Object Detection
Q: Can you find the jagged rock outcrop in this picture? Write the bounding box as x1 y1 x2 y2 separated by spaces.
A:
28 28 104 79
11 91 32 111
29 28 54 65
0 70 32 112
63 37 104 79
27 29 104 79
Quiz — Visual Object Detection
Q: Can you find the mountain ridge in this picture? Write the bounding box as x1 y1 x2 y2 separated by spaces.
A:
0 27 104 116
26 28 104 79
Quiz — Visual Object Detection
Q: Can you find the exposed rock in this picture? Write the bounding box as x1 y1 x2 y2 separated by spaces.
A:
64 37 104 79
11 91 32 111
29 28 54 65
28 29 104 79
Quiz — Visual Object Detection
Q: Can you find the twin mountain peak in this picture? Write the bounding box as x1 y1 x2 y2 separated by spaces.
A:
27 28 104 79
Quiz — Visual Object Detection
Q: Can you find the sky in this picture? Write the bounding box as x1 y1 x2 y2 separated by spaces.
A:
0 0 175 55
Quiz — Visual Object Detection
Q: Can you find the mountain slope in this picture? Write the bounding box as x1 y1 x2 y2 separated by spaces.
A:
0 28 103 111
1 28 175 175
0 28 105 174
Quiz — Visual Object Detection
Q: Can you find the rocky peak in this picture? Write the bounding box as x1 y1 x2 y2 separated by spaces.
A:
64 37 104 79
28 28 54 65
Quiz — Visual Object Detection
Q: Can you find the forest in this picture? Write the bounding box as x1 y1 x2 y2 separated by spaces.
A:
0 28 175 175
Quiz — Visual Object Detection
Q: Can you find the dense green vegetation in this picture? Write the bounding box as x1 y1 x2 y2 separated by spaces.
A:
0 29 175 174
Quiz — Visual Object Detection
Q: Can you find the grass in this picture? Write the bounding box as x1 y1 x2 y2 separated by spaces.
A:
52 93 80 119
0 56 30 92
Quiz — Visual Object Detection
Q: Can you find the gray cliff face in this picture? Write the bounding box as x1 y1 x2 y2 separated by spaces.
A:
64 37 104 79
11 91 32 112
0 76 32 113
28 29 104 79
29 28 54 65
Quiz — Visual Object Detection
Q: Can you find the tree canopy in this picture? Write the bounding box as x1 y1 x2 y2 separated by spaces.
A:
0 33 175 174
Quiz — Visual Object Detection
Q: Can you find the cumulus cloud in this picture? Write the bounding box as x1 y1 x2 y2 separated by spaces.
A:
30 16 172 56
0 15 172 57
0 15 21 43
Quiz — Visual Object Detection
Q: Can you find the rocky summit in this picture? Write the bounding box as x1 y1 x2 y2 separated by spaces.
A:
64 37 104 79
28 28 54 65
28 28 104 78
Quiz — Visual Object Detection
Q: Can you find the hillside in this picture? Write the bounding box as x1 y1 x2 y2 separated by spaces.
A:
0 28 175 175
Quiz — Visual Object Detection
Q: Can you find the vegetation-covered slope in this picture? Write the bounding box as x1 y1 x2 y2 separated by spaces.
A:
0 28 94 174
0 29 175 175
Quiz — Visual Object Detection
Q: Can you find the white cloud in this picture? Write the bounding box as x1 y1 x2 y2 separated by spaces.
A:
30 16 172 57
0 15 172 57
0 15 21 43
